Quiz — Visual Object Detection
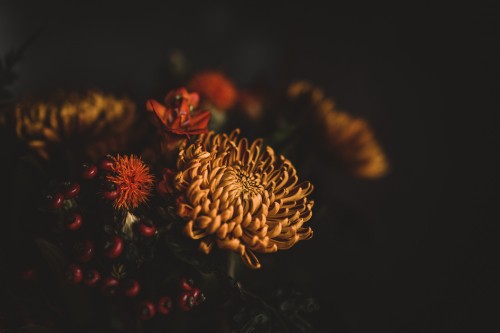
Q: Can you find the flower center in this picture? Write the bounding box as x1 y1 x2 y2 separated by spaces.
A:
224 165 264 201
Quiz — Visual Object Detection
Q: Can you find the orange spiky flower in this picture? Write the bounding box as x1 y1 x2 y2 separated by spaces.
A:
107 155 154 210
188 71 238 110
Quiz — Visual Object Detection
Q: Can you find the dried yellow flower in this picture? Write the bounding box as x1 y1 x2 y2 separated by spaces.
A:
288 81 389 179
11 90 136 160
173 129 314 269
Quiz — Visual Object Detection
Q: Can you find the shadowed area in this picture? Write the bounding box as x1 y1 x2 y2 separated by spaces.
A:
0 2 498 332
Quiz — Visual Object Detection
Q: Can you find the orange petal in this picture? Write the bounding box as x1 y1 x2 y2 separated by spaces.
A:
147 99 171 128
188 111 211 130
241 250 261 269
188 92 200 108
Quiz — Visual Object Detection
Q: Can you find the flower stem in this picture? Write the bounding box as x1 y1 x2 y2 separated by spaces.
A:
227 251 237 279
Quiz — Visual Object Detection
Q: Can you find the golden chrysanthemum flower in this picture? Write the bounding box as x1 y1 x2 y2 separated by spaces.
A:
172 129 314 269
107 155 154 210
188 71 238 110
288 81 389 179
10 91 136 160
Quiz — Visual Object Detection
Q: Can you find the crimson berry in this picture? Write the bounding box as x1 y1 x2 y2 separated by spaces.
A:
156 296 173 315
65 264 83 284
62 182 80 199
81 163 98 179
191 287 205 305
98 157 114 172
103 182 120 200
191 287 201 299
83 269 101 287
138 301 155 320
122 279 140 297
104 235 123 259
66 212 83 230
48 193 65 209
178 291 195 311
101 277 120 296
20 268 37 282
103 190 119 200
195 292 206 305
179 277 194 291
137 220 157 237
74 240 94 262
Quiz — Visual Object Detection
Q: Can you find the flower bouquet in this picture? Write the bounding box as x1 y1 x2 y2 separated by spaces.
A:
0 42 388 332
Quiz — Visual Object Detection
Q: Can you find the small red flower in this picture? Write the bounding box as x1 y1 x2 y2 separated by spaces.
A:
188 71 238 110
146 87 211 137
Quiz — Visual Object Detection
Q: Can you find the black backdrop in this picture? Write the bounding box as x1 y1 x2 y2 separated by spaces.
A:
1 1 498 332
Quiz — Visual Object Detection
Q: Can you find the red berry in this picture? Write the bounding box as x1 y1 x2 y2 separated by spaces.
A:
191 287 201 299
191 287 205 305
49 193 65 209
137 220 157 237
20 268 37 282
81 163 98 179
66 212 83 230
83 269 101 287
178 291 195 311
179 277 194 291
194 290 206 305
104 235 123 259
74 240 94 262
138 301 155 320
157 296 173 315
62 182 80 199
65 264 83 284
99 157 115 172
122 279 140 297
103 182 120 200
101 277 120 296
103 189 119 200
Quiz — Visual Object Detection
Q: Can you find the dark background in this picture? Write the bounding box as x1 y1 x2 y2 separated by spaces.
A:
1 1 498 332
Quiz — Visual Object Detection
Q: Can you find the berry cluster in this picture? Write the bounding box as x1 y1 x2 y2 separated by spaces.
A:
64 262 141 298
36 156 206 321
45 157 118 214
137 277 206 321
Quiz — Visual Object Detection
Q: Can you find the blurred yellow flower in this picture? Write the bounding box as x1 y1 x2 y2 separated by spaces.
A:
11 90 136 160
288 81 389 179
